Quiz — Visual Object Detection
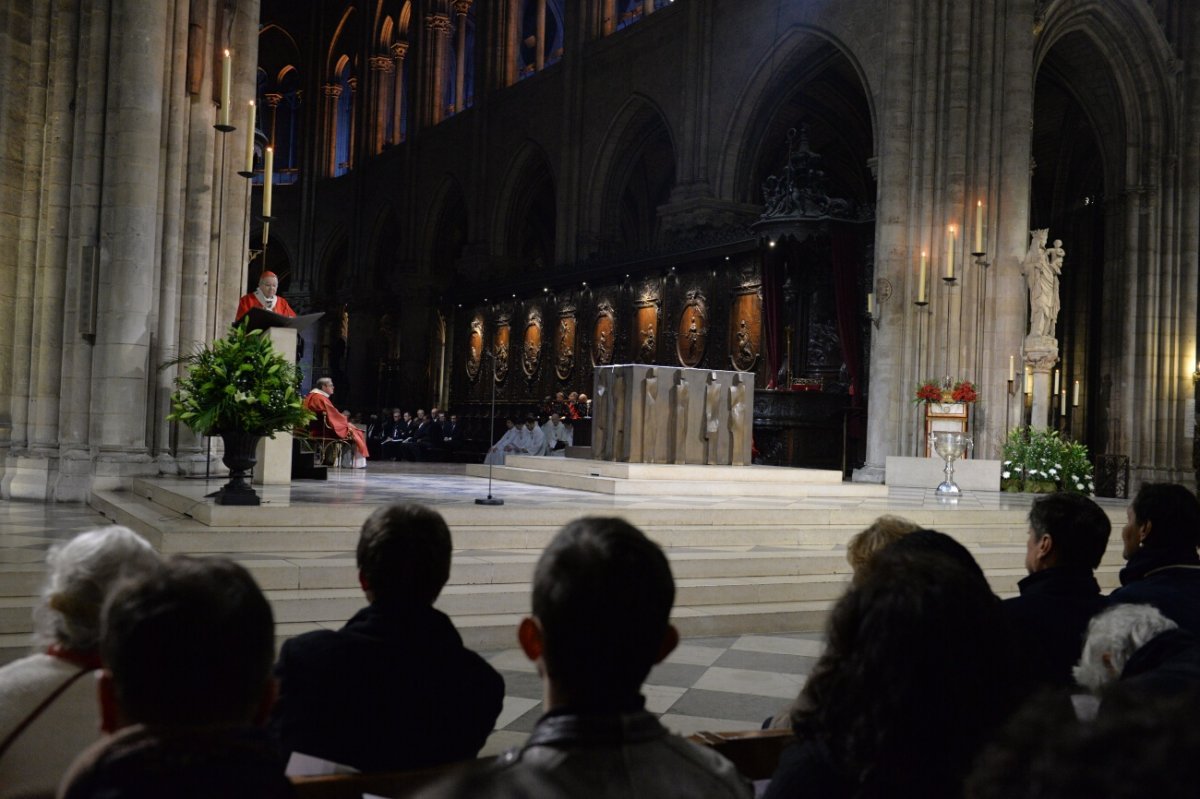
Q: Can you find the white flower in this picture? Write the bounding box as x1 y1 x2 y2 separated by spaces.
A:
1002 471 1011 479
1055 463 1063 469
1049 467 1058 475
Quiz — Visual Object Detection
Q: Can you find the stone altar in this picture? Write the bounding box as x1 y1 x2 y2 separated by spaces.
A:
592 365 753 466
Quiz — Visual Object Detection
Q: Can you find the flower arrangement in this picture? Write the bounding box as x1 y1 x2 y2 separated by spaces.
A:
1001 427 1094 494
165 324 313 437
914 377 977 404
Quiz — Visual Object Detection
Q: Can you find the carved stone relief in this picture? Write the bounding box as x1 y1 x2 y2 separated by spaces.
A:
676 290 708 367
592 301 616 366
493 315 510 383
465 316 484 381
522 309 543 379
555 309 576 381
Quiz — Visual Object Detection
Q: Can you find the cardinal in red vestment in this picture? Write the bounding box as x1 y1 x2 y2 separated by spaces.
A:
236 270 297 322
303 377 369 460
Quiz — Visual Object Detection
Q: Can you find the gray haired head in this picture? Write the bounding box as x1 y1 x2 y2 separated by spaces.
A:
33 526 160 652
1073 604 1177 692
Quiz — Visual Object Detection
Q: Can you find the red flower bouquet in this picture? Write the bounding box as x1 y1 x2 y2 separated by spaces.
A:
951 380 978 403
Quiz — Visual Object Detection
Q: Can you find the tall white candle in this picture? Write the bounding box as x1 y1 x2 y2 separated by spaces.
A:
1073 380 1080 407
867 292 875 316
243 101 256 173
1061 388 1067 414
262 146 274 218
1008 355 1015 382
219 50 232 127
946 227 955 280
1024 365 1032 394
1053 369 1059 395
975 200 984 253
918 251 927 302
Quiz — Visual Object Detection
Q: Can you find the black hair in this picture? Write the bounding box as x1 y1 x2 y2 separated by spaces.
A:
101 557 274 727
356 503 452 604
1131 483 1200 551
1028 492 1113 569
532 517 674 708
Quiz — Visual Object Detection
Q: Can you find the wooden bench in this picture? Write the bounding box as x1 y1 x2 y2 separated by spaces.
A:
688 728 795 780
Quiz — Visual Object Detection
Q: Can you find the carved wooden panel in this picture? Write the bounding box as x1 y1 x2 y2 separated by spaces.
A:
634 305 658 363
729 292 762 372
465 316 484 381
555 311 576 381
522 310 543 379
676 290 708 367
593 302 615 366
493 317 510 382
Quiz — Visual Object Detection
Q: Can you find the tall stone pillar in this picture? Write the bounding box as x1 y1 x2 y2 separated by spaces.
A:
452 1 472 114
390 41 408 144
368 55 393 153
321 83 342 177
421 13 452 128
90 0 169 468
535 0 546 72
1026 344 1058 430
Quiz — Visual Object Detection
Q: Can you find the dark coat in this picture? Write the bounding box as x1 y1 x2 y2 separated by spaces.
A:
268 598 504 773
1101 628 1200 714
1109 546 1200 634
1003 567 1107 689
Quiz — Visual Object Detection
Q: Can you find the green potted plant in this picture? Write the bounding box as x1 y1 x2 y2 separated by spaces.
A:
165 324 313 505
1001 427 1094 495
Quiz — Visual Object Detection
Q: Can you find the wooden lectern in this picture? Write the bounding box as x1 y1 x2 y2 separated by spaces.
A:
241 308 323 485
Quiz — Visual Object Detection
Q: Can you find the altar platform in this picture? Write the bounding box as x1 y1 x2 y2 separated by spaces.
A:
1 464 1129 666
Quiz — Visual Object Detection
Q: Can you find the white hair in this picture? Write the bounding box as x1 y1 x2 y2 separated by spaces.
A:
1073 604 1177 692
32 525 161 651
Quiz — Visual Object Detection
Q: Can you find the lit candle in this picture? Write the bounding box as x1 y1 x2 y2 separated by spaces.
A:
262 145 274 218
945 226 955 280
918 250 927 302
1053 369 1059 395
1073 380 1080 407
867 292 875 316
219 49 232 128
975 200 984 254
243 101 256 173
1008 355 1015 382
1061 388 1067 415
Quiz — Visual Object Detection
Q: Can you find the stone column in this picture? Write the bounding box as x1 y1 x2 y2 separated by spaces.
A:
535 0 546 72
321 83 341 177
422 13 452 127
452 1 472 114
1026 344 1058 430
346 76 357 168
390 41 408 144
263 91 283 144
90 0 168 464
368 55 393 153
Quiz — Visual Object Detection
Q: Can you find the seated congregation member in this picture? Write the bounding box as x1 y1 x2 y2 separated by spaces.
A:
521 413 546 456
0 526 159 799
1003 492 1112 689
764 530 1022 799
60 557 290 799
484 418 522 466
423 517 750 799
541 413 572 454
303 378 369 466
269 503 503 773
440 413 463 452
1108 482 1200 633
380 410 411 460
844 514 919 585
1073 603 1200 716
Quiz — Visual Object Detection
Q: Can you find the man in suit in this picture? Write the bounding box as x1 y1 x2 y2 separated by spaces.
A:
269 503 504 773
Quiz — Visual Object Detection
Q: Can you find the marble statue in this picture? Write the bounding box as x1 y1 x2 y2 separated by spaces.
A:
1022 228 1062 339
705 372 721 465
673 371 689 464
643 369 658 464
729 378 747 466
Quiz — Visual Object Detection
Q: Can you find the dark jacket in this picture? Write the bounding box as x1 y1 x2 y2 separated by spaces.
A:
268 598 504 773
1109 546 1200 634
762 737 851 799
1101 628 1200 714
1003 567 1107 689
60 724 293 799
424 707 750 799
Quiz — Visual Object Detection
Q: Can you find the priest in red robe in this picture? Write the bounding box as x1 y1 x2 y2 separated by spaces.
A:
236 270 297 322
303 377 369 461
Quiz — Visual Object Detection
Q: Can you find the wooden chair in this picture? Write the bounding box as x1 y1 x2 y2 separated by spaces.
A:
291 756 491 799
688 728 796 780
306 412 350 470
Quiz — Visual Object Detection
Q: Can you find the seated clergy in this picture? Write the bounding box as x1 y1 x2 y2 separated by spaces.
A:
59 557 291 799
484 418 521 466
541 413 572 454
269 503 504 773
303 377 368 465
521 414 546 457
420 518 750 798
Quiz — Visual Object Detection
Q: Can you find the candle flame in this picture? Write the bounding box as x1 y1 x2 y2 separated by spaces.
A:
977 200 983 207
224 49 230 57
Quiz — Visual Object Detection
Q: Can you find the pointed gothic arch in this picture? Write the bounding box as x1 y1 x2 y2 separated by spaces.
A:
493 140 557 272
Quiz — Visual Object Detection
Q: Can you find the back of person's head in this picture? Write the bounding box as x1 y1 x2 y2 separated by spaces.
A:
1073 603 1177 692
101 556 274 728
34 526 160 652
531 517 674 707
794 532 1014 796
967 688 1200 799
1131 482 1200 551
1028 492 1112 569
845 515 919 582
356 503 452 604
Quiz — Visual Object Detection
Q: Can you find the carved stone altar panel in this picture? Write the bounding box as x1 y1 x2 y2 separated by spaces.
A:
522 309 542 379
676 290 708 367
592 302 616 366
555 310 576 381
729 291 762 372
634 305 658 364
465 315 484 382
493 317 510 383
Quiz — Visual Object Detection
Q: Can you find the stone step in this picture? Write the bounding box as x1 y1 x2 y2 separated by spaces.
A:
507 456 847 484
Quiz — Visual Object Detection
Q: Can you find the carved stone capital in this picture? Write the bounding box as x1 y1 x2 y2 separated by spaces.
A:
322 83 343 99
452 0 473 16
262 92 283 109
425 13 452 33
369 55 395 73
391 41 409 61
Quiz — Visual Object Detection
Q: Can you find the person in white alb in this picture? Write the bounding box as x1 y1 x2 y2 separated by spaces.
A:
541 413 572 456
